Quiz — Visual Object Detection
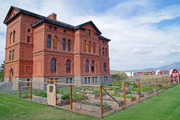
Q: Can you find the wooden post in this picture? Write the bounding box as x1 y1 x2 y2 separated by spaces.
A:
47 81 49 105
156 78 158 95
18 81 19 98
70 85 72 110
56 81 57 106
162 77 163 91
99 84 103 118
55 84 57 107
166 76 168 90
30 82 32 100
138 80 140 103
149 79 151 98
123 82 126 109
173 80 174 87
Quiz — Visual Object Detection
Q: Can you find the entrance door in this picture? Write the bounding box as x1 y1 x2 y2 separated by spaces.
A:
47 84 56 106
9 69 13 82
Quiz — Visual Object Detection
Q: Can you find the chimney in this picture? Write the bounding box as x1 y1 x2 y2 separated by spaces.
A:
47 13 57 20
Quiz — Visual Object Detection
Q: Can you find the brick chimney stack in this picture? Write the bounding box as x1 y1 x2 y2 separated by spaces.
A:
47 13 57 20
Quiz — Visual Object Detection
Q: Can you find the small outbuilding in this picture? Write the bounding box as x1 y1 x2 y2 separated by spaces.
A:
170 69 180 83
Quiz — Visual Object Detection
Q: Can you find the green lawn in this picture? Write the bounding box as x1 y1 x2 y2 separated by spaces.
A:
0 84 180 120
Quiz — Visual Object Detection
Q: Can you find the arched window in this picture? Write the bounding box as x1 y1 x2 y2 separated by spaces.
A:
104 63 106 72
53 36 57 49
68 40 71 51
91 61 94 72
10 33 13 44
83 40 86 52
51 58 56 71
66 60 71 72
88 41 91 53
93 43 95 53
47 35 51 48
62 38 66 50
13 31 15 42
85 60 89 72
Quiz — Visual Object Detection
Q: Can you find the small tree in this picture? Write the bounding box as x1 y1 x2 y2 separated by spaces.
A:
111 73 127 86
0 60 4 82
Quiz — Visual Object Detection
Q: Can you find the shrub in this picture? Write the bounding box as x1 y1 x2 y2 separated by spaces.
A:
158 84 162 88
125 90 132 94
106 83 113 86
91 90 100 94
131 83 138 88
109 87 120 91
62 92 70 100
34 91 47 97
78 93 85 98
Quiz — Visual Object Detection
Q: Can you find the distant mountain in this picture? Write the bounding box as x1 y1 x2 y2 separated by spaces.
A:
145 62 180 71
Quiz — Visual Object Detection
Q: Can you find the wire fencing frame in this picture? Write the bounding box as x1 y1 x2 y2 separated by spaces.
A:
0 75 179 118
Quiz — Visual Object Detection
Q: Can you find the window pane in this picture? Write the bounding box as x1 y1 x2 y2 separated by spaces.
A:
93 43 95 53
88 77 90 84
91 61 94 72
85 60 89 71
51 58 56 71
62 39 66 50
66 78 68 83
84 40 86 52
88 42 91 52
85 77 87 84
68 40 71 51
102 48 104 56
47 35 51 47
70 78 72 83
104 63 106 72
9 51 11 60
12 50 14 60
54 36 57 49
66 60 71 72
13 31 15 42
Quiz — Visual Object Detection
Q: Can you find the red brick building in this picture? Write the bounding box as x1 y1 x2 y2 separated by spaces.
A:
3 6 110 85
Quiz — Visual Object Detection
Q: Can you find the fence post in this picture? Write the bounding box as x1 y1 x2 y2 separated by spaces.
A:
138 80 140 103
18 81 19 98
70 85 72 110
173 81 174 87
162 77 163 92
56 81 57 106
156 78 158 95
166 76 168 90
47 81 49 105
30 82 32 100
100 84 103 118
123 82 126 109
149 79 151 98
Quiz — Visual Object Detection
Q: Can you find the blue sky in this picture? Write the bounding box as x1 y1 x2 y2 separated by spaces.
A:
1 0 180 70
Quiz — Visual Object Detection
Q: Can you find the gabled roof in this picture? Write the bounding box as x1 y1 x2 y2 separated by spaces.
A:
4 6 110 41
99 35 111 41
75 21 102 35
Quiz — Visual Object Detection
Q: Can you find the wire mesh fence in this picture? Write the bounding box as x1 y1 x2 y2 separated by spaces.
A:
0 75 179 118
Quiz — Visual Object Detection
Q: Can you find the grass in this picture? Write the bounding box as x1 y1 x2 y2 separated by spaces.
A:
0 84 180 120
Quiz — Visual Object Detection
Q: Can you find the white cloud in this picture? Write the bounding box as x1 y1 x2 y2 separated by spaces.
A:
1 0 180 70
